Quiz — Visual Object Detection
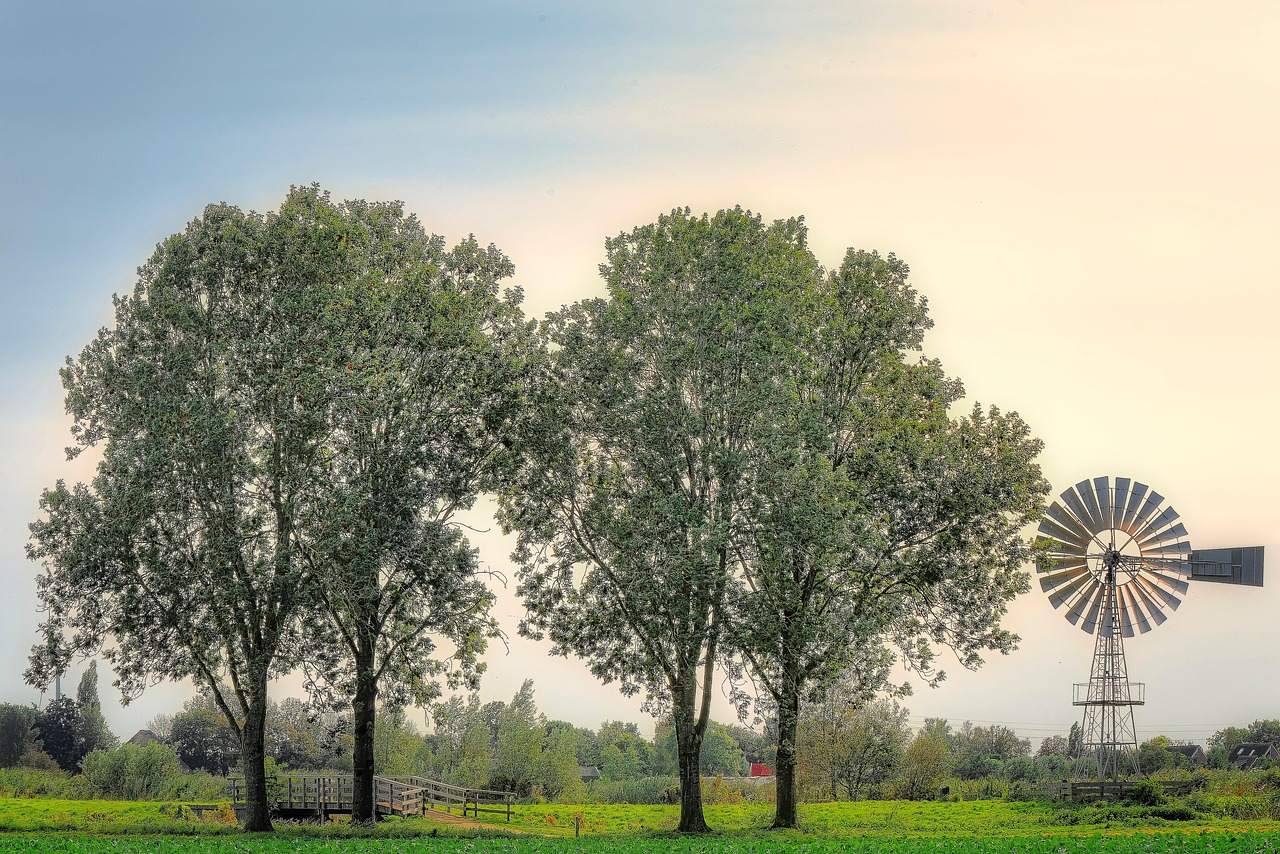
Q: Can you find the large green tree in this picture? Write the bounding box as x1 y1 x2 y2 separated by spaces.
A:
26 187 375 830
725 247 1047 826
498 208 817 832
288 198 526 823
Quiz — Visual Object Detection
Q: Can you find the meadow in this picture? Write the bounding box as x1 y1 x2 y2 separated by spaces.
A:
3 797 1280 854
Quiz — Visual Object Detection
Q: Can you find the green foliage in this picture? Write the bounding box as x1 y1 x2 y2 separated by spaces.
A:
0 704 39 768
893 730 953 800
1125 778 1166 806
584 776 681 805
75 663 117 757
798 694 909 801
168 695 238 776
372 705 425 777
34 698 87 771
491 681 546 796
80 741 183 800
501 207 819 831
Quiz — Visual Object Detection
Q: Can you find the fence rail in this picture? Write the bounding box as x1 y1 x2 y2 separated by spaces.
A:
229 773 514 821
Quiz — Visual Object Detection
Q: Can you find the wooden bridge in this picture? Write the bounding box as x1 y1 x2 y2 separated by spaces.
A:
229 774 516 822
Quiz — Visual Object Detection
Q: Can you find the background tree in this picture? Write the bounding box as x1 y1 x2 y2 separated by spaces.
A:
490 680 546 795
23 189 379 829
0 704 40 768
76 662 117 757
654 720 743 778
1068 722 1083 760
951 722 1031 780
500 209 804 831
168 694 240 776
1037 734 1070 759
1138 735 1188 774
372 704 426 776
1247 720 1280 746
535 726 586 801
596 720 655 780
893 728 953 800
797 695 909 801
546 719 599 767
1209 725 1250 753
726 245 1047 827
34 697 86 771
295 204 529 822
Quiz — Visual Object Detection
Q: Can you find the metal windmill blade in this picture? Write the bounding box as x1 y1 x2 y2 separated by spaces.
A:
1037 477 1191 635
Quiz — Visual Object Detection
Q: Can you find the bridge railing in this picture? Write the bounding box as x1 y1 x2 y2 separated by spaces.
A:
383 775 515 821
230 773 515 821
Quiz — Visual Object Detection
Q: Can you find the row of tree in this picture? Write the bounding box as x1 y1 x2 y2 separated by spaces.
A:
26 188 1049 831
0 663 116 772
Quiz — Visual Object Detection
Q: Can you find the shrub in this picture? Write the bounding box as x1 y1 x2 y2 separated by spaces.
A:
1126 778 1165 806
584 776 680 804
82 741 182 800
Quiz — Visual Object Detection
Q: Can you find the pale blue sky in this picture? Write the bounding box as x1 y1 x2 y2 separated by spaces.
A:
3 0 1278 746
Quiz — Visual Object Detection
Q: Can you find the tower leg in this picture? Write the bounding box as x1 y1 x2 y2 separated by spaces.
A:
1074 582 1140 782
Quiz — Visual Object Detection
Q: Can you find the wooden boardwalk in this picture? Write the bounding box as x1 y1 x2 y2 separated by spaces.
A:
229 774 516 822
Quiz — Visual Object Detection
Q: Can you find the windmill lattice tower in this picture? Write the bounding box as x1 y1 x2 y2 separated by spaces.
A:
1037 476 1264 782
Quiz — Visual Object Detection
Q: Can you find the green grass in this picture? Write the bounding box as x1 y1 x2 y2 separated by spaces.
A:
4 796 1280 854
0 797 240 834
3 831 1280 854
484 800 1280 838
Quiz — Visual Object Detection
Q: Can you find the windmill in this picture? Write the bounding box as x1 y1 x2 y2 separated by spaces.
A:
1037 476 1264 781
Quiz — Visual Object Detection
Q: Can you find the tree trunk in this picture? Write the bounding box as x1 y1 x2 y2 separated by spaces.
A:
772 681 801 829
239 680 274 832
350 643 378 825
673 711 710 833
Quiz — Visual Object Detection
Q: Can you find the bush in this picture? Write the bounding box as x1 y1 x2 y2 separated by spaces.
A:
1126 778 1165 806
20 748 62 772
82 741 182 800
584 776 680 804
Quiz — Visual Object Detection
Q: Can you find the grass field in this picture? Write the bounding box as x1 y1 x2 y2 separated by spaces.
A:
2 832 1280 854
2 797 1279 854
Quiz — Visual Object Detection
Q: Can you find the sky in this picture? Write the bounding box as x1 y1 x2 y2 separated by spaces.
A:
2 0 1278 750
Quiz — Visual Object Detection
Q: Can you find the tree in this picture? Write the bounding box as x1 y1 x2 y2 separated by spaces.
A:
372 704 425 776
76 662 117 756
34 697 87 771
169 694 239 776
1068 722 1083 760
797 695 909 801
1037 735 1069 758
499 209 802 831
1247 720 1280 746
294 201 529 822
536 725 585 801
490 680 546 795
952 722 1031 779
547 720 599 767
0 704 39 768
26 188 353 830
894 729 953 800
724 244 1047 826
1209 725 1250 753
1138 736 1187 774
598 723 653 780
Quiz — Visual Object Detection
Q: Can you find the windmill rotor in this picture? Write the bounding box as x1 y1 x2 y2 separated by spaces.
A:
1038 476 1193 637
